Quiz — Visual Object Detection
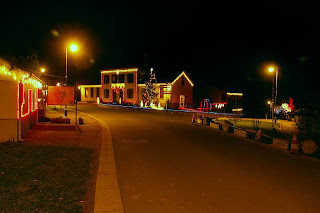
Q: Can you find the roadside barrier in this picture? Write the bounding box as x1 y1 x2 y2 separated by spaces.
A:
273 138 290 150
192 115 320 156
290 132 300 153
301 139 318 154
192 114 196 123
193 115 295 149
210 122 220 129
234 128 247 138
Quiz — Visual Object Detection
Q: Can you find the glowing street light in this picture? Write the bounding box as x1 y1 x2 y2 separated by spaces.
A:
267 66 279 126
268 67 275 73
70 44 78 52
64 42 79 117
65 43 78 85
41 68 45 73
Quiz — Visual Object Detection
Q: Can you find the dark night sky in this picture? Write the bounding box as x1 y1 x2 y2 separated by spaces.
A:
1 1 320 115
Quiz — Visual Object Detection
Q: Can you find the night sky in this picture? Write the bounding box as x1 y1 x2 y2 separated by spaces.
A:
1 1 319 116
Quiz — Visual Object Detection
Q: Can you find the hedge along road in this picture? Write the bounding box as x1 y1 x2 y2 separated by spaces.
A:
76 103 320 213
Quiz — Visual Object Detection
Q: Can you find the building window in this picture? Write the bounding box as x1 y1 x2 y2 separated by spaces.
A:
104 75 109 84
160 87 164 99
90 88 94 97
85 88 88 98
104 89 109 98
181 76 185 85
118 74 124 83
127 89 134 99
112 75 117 83
96 88 100 97
127 73 134 83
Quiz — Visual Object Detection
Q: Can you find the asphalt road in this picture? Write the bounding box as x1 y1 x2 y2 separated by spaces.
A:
77 103 320 213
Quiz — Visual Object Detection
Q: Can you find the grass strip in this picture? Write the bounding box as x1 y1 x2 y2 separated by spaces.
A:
0 143 93 212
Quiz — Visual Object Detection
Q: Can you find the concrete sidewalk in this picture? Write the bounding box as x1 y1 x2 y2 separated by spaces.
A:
23 107 123 213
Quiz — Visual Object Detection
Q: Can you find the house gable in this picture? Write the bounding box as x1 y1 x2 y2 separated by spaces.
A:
171 71 194 87
170 71 194 108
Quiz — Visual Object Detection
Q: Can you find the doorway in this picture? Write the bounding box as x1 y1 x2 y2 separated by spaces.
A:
112 89 124 104
179 95 185 108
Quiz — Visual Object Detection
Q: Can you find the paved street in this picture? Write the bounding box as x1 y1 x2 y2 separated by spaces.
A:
78 103 320 213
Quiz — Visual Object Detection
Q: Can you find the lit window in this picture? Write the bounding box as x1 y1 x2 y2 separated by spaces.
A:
96 88 100 97
85 88 88 98
127 74 134 83
127 89 134 99
118 74 124 83
112 75 117 83
104 89 109 98
160 87 164 98
104 75 109 84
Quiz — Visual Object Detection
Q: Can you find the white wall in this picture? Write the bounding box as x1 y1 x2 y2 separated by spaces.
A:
0 80 18 142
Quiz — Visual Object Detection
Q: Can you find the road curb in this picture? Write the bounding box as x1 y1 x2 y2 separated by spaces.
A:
76 111 124 213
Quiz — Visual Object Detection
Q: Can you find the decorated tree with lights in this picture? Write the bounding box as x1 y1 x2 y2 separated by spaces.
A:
141 68 159 107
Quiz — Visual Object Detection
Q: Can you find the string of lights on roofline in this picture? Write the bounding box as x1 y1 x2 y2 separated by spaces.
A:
0 65 43 89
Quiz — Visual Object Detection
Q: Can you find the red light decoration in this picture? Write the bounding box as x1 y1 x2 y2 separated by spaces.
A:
20 83 39 118
199 99 212 112
289 97 294 112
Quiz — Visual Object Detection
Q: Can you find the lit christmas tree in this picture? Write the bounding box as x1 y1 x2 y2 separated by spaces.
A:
141 68 159 107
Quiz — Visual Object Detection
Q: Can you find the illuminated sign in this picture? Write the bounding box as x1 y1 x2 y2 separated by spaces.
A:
212 102 227 109
48 86 75 105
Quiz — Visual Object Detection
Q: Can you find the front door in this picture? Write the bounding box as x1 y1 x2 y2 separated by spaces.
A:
179 95 185 108
113 90 116 103
119 90 123 104
113 89 124 104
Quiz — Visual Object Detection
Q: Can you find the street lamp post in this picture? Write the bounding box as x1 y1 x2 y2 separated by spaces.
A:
64 43 78 117
267 101 272 119
268 66 279 127
65 44 78 85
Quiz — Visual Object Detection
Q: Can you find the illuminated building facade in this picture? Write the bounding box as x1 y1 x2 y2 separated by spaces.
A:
138 71 194 109
100 68 138 104
0 57 43 142
80 69 194 109
80 85 101 103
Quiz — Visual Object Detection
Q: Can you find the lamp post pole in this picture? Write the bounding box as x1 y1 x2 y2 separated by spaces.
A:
65 45 69 85
274 68 278 123
64 45 68 117
268 66 279 127
75 82 78 125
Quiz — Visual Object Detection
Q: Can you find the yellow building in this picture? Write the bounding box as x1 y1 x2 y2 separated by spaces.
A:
80 85 101 103
80 68 194 109
100 68 138 104
0 57 43 142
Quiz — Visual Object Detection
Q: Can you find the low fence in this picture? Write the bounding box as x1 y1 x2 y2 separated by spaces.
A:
194 115 319 154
